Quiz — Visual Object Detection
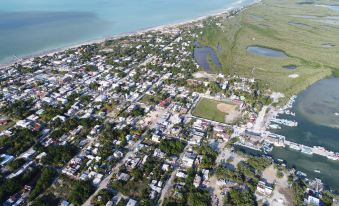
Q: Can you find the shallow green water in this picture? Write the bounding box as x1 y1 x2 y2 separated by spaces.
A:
269 78 339 192
273 78 339 152
246 46 287 57
270 147 339 192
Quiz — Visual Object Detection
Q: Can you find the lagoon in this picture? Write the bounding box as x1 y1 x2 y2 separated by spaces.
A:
267 78 339 192
273 78 339 152
270 147 339 192
194 45 222 73
0 0 256 65
247 46 287 57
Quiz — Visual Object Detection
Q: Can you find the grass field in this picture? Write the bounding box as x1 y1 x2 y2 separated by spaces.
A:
192 98 239 123
198 0 339 99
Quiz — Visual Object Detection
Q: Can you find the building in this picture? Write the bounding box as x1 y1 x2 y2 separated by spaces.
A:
126 198 138 206
256 180 273 197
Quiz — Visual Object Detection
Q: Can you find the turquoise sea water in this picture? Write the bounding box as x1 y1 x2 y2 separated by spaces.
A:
0 0 256 64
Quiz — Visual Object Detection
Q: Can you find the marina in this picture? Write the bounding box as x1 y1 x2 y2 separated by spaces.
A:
270 118 298 127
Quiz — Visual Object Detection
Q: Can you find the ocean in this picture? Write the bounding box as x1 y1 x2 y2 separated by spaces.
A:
0 0 256 65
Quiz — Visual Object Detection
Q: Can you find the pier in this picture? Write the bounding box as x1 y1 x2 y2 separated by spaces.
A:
283 139 338 160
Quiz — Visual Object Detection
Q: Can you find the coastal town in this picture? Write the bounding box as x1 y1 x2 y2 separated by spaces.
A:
0 13 338 206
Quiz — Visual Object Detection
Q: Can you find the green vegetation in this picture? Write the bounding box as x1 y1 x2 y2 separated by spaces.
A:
69 180 95 206
111 156 166 205
42 144 78 167
159 139 186 156
247 157 272 173
292 179 307 206
0 99 33 119
31 193 60 206
276 170 284 178
198 0 339 99
7 158 26 172
226 137 239 148
84 65 98 72
216 156 272 205
192 98 228 123
224 188 254 206
91 189 113 206
164 169 211 206
41 105 65 122
140 94 162 105
0 128 39 155
187 189 211 206
29 167 57 201
0 167 40 203
195 144 218 169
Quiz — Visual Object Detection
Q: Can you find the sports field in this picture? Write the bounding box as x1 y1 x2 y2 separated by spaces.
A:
198 0 339 100
192 98 240 123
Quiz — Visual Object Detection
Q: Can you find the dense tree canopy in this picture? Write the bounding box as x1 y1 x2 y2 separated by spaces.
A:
69 180 94 206
160 139 186 156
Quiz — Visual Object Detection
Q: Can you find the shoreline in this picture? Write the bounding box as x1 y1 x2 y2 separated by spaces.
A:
0 0 260 69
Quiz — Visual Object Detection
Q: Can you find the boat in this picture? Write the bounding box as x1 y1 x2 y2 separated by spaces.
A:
262 142 273 154
289 143 301 151
269 124 281 129
314 170 321 174
296 171 307 177
301 146 313 155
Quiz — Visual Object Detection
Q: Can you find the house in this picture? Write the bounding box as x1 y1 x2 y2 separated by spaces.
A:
306 195 320 206
161 164 170 171
159 98 171 107
151 134 161 143
0 154 14 166
117 173 130 181
193 175 201 188
0 118 8 125
176 171 187 179
256 180 273 197
126 198 138 206
61 200 70 206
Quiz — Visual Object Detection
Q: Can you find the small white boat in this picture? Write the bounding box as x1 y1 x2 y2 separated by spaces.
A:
314 170 321 173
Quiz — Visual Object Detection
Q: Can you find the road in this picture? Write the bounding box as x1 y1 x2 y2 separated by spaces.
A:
253 105 268 132
82 138 144 206
158 144 190 206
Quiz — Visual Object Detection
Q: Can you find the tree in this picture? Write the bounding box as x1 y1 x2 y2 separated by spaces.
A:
0 128 39 155
276 170 284 178
29 167 57 201
321 191 334 206
31 193 60 206
42 144 78 167
7 158 26 172
187 189 211 206
159 139 186 156
69 180 94 206
224 188 254 206
197 144 217 169
247 157 271 173
91 189 113 206
0 167 39 203
292 179 307 206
